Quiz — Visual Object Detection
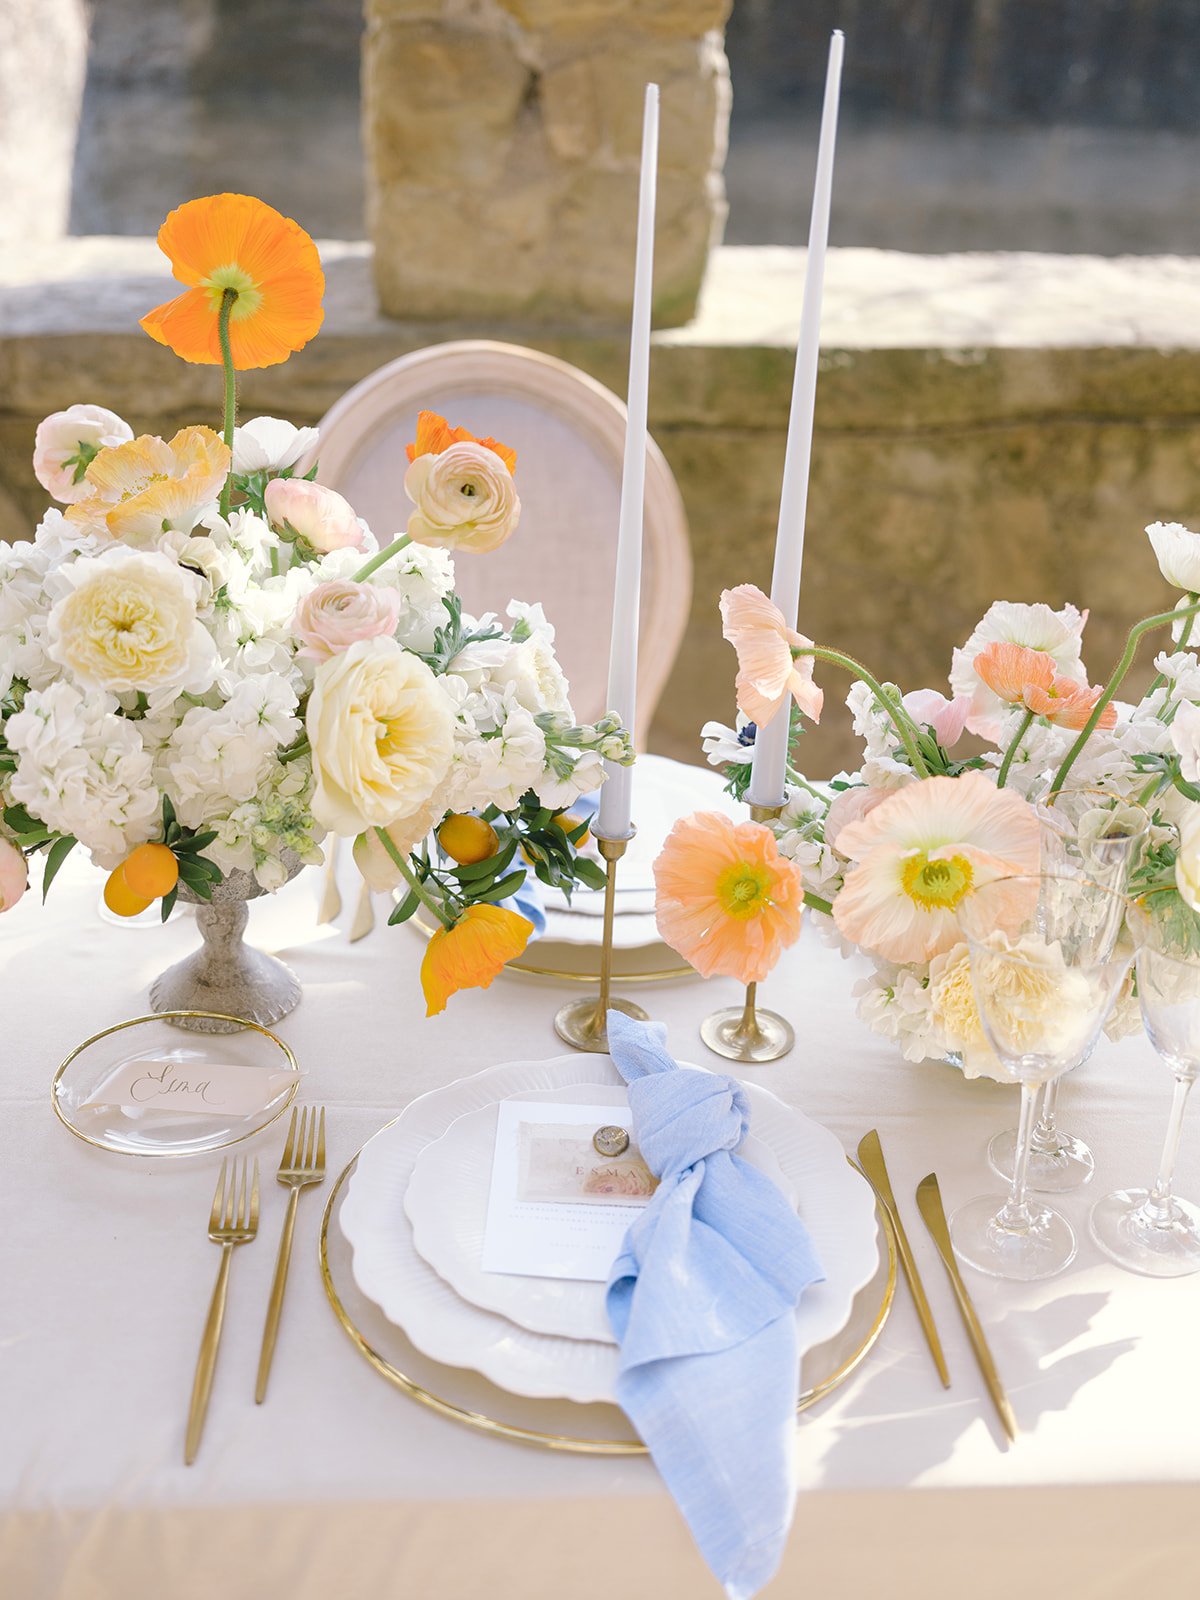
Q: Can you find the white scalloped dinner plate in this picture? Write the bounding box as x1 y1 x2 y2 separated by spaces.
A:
339 1055 878 1405
404 1089 799 1344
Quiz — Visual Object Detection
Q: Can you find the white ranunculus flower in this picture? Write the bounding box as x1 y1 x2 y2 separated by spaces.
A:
1147 521 1200 593
232 416 319 474
405 442 520 554
306 637 456 835
45 547 217 698
1175 804 1200 912
33 404 133 503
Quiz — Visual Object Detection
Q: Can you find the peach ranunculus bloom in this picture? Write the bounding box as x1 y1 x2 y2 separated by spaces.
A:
831 770 1041 965
974 641 1117 731
653 810 806 985
405 445 520 555
420 903 534 1016
293 580 402 664
265 477 364 553
719 584 823 729
140 193 325 370
65 426 231 546
33 405 134 504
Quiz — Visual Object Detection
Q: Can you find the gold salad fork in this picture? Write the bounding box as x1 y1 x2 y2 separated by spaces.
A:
185 1157 259 1465
255 1106 326 1402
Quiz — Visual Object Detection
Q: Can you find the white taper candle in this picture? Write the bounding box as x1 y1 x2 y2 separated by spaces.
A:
595 81 659 841
746 31 844 810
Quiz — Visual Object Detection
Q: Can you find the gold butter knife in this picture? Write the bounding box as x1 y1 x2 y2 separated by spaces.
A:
915 1173 1018 1444
857 1131 950 1388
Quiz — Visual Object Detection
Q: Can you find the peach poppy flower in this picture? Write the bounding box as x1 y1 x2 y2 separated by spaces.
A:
653 810 805 985
405 411 517 475
974 641 1115 731
831 771 1040 964
719 584 823 728
140 193 324 370
65 426 231 544
420 903 534 1016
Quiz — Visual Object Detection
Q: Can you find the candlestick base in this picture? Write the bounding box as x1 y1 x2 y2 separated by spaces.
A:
554 994 650 1053
701 983 794 1064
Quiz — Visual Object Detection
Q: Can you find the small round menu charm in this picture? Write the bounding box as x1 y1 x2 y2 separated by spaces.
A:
592 1125 630 1157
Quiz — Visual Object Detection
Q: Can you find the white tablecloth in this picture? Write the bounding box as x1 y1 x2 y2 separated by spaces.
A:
4 846 1200 1599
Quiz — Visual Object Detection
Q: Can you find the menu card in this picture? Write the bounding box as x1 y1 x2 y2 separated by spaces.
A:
481 1100 657 1282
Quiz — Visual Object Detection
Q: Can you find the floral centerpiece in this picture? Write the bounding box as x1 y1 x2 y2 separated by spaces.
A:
0 194 629 1013
694 531 1200 1073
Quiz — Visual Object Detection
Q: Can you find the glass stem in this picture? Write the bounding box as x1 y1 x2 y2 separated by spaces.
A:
1031 1075 1063 1154
1141 1074 1195 1227
997 1081 1041 1231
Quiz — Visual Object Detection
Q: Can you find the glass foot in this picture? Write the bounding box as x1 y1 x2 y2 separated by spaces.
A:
1090 1188 1200 1277
950 1192 1077 1280
987 1126 1095 1192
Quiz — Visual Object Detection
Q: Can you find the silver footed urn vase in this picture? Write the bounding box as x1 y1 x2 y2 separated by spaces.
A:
150 856 304 1034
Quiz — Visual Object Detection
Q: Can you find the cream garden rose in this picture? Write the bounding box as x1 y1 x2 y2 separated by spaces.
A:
405 442 520 554
306 637 456 835
45 547 217 697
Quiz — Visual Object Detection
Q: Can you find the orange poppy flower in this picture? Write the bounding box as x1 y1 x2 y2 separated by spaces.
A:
974 642 1116 730
65 426 231 543
653 810 805 985
405 411 517 475
140 194 324 370
420 903 534 1016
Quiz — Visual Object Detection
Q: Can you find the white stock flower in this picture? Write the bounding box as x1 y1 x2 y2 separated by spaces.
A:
950 601 1089 739
33 405 133 503
0 541 54 695
6 682 159 868
449 633 571 720
852 960 947 1065
232 417 319 474
161 675 300 828
45 547 216 699
1147 522 1200 593
533 747 605 809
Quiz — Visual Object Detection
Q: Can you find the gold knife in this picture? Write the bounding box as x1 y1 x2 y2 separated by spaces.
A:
857 1131 950 1388
915 1173 1018 1444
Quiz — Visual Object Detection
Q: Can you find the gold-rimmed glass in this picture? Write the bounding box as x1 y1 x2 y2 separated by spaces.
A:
953 874 1134 1280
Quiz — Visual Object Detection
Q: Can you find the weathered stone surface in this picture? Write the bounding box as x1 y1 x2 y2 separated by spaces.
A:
363 0 731 326
0 0 87 243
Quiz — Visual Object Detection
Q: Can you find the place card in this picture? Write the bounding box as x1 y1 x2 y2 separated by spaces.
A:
80 1054 301 1117
482 1100 656 1283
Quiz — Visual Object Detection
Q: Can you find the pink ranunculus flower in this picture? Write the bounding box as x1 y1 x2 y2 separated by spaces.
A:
902 688 972 749
0 838 28 910
33 405 134 504
293 580 403 664
265 477 364 553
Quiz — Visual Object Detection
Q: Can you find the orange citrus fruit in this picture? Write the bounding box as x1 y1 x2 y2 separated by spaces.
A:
103 867 153 917
437 814 498 866
121 842 180 899
552 811 590 848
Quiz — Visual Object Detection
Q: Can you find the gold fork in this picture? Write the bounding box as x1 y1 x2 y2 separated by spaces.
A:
255 1106 326 1403
185 1157 259 1465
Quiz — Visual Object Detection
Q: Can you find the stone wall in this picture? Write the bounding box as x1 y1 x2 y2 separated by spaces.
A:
0 243 1192 778
0 0 88 243
363 0 732 326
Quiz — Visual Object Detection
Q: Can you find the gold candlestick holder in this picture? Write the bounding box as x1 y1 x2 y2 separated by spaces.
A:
554 833 649 1053
699 801 795 1065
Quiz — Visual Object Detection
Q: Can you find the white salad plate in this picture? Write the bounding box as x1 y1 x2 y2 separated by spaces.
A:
339 1054 878 1405
404 1086 798 1344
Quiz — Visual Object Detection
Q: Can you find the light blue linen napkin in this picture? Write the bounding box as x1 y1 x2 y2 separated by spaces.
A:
604 1010 824 1600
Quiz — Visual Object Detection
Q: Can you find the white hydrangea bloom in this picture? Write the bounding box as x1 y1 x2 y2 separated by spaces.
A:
161 674 300 828
6 682 159 868
852 959 947 1064
0 540 55 695
772 789 844 903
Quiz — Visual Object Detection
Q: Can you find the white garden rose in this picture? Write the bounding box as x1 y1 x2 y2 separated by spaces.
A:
1147 521 1200 593
306 637 456 835
405 442 520 554
1175 804 1200 912
45 547 217 698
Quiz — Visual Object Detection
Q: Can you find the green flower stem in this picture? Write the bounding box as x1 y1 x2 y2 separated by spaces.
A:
996 708 1035 790
374 826 454 928
1051 598 1200 795
277 736 310 765
1138 774 1162 807
793 646 932 779
803 890 833 915
352 534 413 584
218 287 237 519
1148 592 1199 703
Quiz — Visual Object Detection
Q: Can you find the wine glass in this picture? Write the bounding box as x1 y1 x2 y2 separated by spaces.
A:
953 874 1134 1280
988 790 1149 1192
1090 889 1200 1276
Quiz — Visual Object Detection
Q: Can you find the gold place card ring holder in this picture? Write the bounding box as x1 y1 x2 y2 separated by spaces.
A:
554 830 649 1053
700 803 795 1064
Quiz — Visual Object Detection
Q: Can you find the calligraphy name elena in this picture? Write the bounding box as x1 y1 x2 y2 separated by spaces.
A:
130 1063 222 1105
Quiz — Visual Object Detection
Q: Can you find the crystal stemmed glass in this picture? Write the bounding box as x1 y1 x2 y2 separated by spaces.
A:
953 874 1134 1280
988 791 1150 1192
1090 890 1200 1276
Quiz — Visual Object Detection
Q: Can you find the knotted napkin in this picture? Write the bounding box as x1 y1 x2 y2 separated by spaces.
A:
604 1011 824 1600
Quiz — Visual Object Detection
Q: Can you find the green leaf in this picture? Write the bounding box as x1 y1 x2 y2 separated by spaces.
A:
183 874 213 902
4 803 41 835
573 858 607 891
160 886 178 921
472 869 528 905
387 888 421 926
40 834 76 901
173 831 218 853
452 838 519 883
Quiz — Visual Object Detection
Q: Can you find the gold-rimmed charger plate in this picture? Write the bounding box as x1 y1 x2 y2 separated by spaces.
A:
319 1144 897 1454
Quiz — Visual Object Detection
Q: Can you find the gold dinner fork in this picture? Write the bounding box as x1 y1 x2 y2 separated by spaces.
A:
185 1157 259 1465
255 1106 326 1403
